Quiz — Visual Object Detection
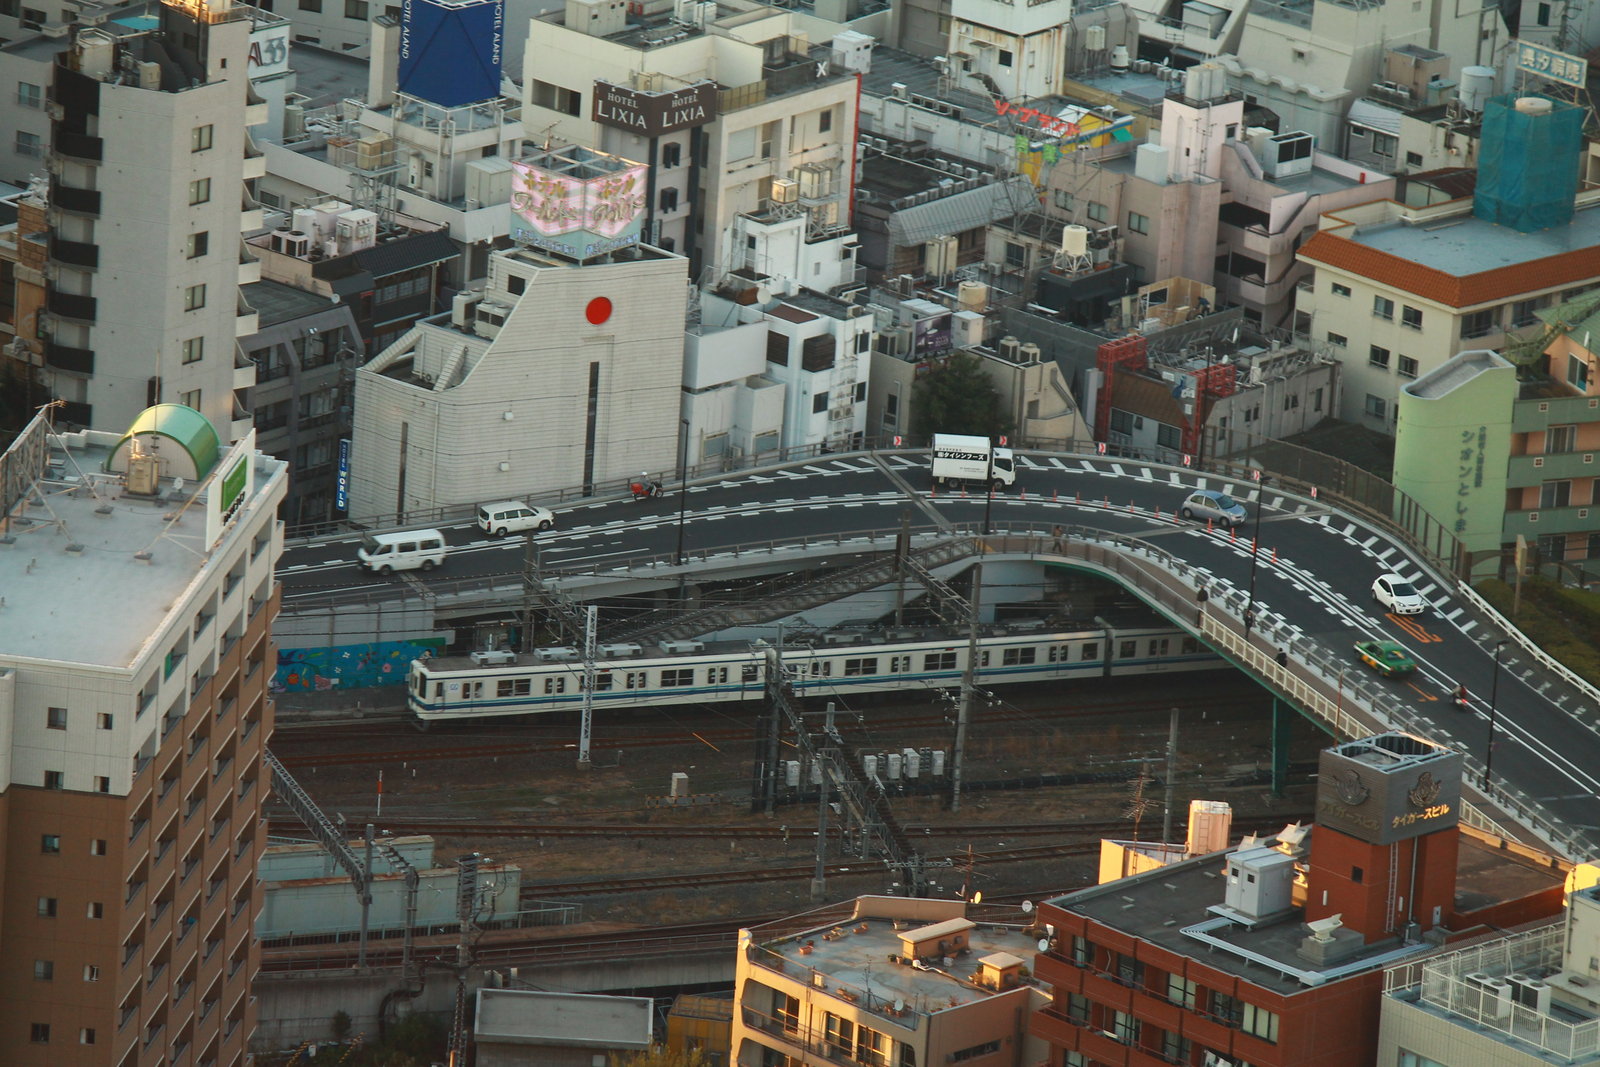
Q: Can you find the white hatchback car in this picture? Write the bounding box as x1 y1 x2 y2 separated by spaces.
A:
1372 574 1426 615
476 501 555 538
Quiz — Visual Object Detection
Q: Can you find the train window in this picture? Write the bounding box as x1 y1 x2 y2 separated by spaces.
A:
1002 647 1036 666
980 651 991 667
625 671 648 690
1148 638 1169 657
896 656 911 673
708 667 729 684
497 679 532 697
1181 637 1198 655
434 683 444 699
844 657 878 676
925 652 956 671
468 682 483 699
588 673 613 691
544 678 568 694
742 664 760 683
809 661 833 677
1049 645 1070 662
662 669 694 687
1081 643 1099 661
1119 640 1136 659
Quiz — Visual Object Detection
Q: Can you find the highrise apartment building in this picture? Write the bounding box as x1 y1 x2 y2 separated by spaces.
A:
44 0 266 439
0 404 288 1066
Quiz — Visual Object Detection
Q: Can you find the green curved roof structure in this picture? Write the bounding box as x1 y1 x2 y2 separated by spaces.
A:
108 404 221 478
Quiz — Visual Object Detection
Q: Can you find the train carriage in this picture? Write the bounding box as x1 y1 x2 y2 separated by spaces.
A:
407 623 1220 726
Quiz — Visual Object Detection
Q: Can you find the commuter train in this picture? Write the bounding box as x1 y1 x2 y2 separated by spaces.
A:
407 622 1221 726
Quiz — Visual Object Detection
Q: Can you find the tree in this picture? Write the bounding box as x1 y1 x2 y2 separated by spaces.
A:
909 350 1013 442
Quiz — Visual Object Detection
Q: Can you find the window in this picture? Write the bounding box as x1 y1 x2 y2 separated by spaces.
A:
1086 201 1109 223
1241 1003 1280 1043
187 231 208 259
38 897 56 916
1331 282 1352 297
1327 332 1347 347
661 668 693 687
17 81 41 107
34 960 53 980
44 771 63 789
662 142 682 168
180 389 201 410
844 657 878 676
87 901 104 918
998 48 1013 66
1512 297 1545 327
1538 0 1552 23
181 337 204 365
1396 355 1418 378
1066 993 1090 1023
1053 188 1075 211
184 284 206 311
1462 307 1497 338
191 124 213 152
1373 295 1395 320
1110 1011 1139 1044
1541 480 1573 508
1548 424 1578 454
96 776 111 793
1128 210 1149 235
1081 642 1098 660
1167 973 1197 1008
15 131 40 157
924 651 957 671
1209 990 1243 1026
41 834 60 854
1365 394 1388 419
1405 150 1424 167
80 1029 96 1045
47 706 67 729
819 108 832 132
91 838 107 855
1569 355 1591 391
30 1023 49 1044
345 0 368 14
1001 647 1036 666
1162 1031 1192 1062
83 965 100 982
188 178 211 205
1157 423 1182 450
1402 304 1424 329
812 393 828 414
1005 241 1027 268
1351 865 1364 883
952 1041 1001 1062
1369 345 1390 368
299 0 321 9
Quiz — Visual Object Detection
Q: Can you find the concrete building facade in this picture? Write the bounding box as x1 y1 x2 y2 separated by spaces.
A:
349 242 687 520
0 405 287 1066
43 0 269 439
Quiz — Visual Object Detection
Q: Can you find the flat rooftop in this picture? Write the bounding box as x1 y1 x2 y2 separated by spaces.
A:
1350 202 1600 277
753 913 1042 1013
475 989 652 1049
1050 827 1565 995
243 278 339 326
0 422 285 668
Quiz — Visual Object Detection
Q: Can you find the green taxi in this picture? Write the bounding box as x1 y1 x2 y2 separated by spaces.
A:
1354 639 1417 678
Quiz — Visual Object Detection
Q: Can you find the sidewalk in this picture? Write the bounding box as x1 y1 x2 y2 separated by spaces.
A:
271 683 408 724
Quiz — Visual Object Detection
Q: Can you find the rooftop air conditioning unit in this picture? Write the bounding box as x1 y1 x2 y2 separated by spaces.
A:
281 230 310 257
998 336 1021 360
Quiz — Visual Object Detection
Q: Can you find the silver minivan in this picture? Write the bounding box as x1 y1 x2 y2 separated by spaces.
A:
357 529 447 573
476 501 555 538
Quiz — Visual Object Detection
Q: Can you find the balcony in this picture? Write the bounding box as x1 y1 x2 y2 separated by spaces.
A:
1504 503 1597 537
54 130 103 161
1507 452 1598 486
47 289 97 322
49 234 99 268
49 179 100 214
43 339 94 374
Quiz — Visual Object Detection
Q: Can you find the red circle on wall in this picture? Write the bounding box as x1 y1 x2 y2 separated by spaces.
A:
586 297 613 325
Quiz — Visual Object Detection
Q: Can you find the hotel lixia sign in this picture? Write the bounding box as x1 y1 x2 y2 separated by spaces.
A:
592 81 717 137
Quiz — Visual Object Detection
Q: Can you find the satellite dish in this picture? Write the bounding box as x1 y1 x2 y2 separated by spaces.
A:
1306 914 1344 943
972 891 982 904
893 998 904 1012
1037 938 1050 952
1046 924 1055 937
1021 900 1033 913
755 284 773 304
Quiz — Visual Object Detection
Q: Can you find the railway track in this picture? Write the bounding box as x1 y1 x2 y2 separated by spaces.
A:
271 691 1261 768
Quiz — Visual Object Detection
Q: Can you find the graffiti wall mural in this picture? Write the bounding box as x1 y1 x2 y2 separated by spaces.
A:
273 638 447 692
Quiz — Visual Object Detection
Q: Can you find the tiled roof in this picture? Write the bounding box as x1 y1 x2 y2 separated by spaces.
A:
1299 228 1600 308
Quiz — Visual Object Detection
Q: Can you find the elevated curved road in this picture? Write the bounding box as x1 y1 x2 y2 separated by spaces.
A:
279 451 1600 859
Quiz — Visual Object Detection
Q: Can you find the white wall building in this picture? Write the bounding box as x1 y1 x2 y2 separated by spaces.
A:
349 243 688 518
43 0 270 440
521 0 859 276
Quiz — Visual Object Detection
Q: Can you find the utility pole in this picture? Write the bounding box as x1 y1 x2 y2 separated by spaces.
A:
894 510 911 628
577 605 596 767
1162 708 1179 845
519 534 540 653
812 751 830 901
951 562 983 813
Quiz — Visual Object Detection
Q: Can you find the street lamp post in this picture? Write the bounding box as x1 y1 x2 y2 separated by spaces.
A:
982 445 995 535
1484 639 1509 796
1243 476 1267 641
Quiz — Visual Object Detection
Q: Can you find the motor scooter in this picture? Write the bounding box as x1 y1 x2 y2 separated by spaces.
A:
629 478 664 501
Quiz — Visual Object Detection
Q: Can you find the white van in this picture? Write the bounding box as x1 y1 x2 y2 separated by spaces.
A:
357 529 447 573
476 501 555 538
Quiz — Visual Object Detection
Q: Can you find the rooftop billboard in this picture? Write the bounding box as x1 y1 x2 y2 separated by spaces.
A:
509 147 647 261
399 0 504 109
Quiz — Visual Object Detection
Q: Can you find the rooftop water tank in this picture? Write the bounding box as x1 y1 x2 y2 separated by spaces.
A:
1457 65 1495 113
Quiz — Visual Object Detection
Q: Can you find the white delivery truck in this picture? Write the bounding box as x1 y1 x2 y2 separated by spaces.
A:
931 433 1015 489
